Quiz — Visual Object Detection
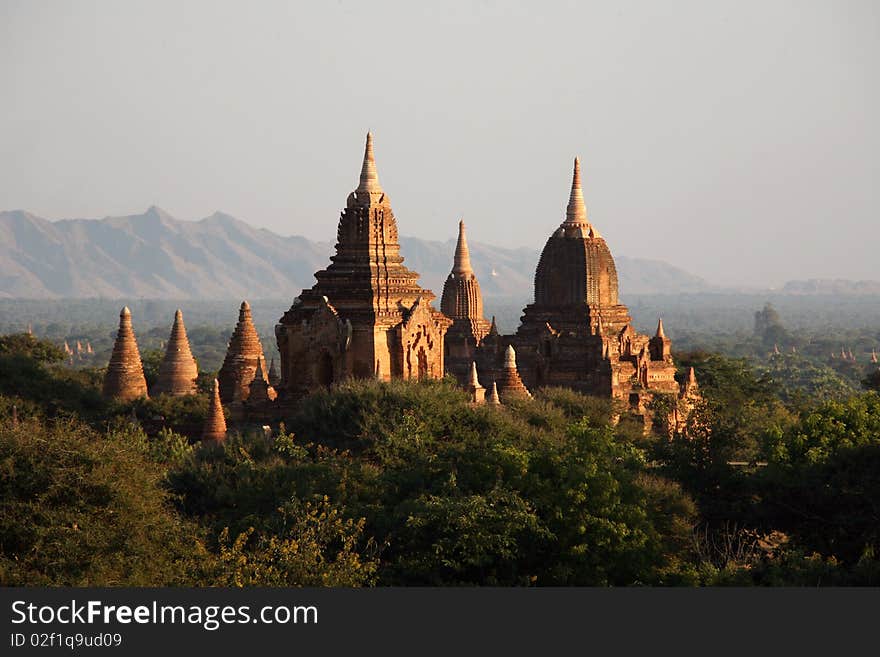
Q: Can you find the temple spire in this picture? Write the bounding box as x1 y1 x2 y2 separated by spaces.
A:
565 157 588 225
268 357 280 386
452 220 474 277
356 132 383 195
655 318 666 339
152 309 199 396
465 361 486 404
217 300 268 403
487 381 501 405
202 379 227 443
102 306 149 402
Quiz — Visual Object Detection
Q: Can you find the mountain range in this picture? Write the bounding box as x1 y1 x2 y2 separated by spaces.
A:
0 207 713 300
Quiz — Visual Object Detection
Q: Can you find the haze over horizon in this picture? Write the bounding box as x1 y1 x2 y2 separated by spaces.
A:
2 0 878 288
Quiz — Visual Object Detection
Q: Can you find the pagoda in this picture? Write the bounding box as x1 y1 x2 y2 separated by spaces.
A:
440 220 493 384
218 301 269 404
445 156 694 429
202 379 227 443
275 133 451 399
102 306 149 402
152 309 199 396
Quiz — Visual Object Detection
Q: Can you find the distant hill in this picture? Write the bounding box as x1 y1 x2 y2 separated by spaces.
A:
0 208 711 300
782 279 880 295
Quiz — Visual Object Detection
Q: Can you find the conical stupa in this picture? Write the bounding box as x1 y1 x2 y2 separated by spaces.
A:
103 306 149 402
268 357 281 387
495 345 531 401
218 301 268 403
247 358 277 404
202 379 227 443
465 361 486 404
487 381 501 405
152 309 199 396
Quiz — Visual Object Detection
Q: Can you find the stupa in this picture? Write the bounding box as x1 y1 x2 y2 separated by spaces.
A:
218 301 269 404
464 361 486 404
102 306 149 402
202 379 227 443
152 309 199 396
441 220 493 384
494 345 531 401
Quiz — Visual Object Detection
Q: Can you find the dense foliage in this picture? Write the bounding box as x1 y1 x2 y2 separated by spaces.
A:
1 332 879 586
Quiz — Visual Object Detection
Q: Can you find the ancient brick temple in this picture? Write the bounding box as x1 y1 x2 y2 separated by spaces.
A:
103 306 149 402
275 133 451 399
447 157 696 425
152 309 199 396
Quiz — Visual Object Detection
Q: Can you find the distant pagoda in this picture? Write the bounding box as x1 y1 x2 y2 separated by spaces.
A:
102 306 149 402
440 220 493 384
218 301 269 404
152 309 199 396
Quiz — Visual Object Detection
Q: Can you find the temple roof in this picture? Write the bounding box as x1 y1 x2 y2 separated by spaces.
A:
530 157 620 310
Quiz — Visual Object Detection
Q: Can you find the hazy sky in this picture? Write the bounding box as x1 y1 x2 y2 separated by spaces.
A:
1 0 877 287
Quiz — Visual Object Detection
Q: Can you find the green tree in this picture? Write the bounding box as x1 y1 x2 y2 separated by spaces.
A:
0 414 203 585
759 393 880 565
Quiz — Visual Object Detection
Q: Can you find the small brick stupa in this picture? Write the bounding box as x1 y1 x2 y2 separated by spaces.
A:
102 306 149 402
495 345 531 401
487 381 501 405
202 379 227 443
464 361 486 404
152 309 199 396
218 301 269 404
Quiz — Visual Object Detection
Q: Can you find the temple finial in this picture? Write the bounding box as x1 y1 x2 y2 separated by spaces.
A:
356 131 383 194
452 219 474 276
656 318 666 339
469 361 480 387
565 157 588 225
